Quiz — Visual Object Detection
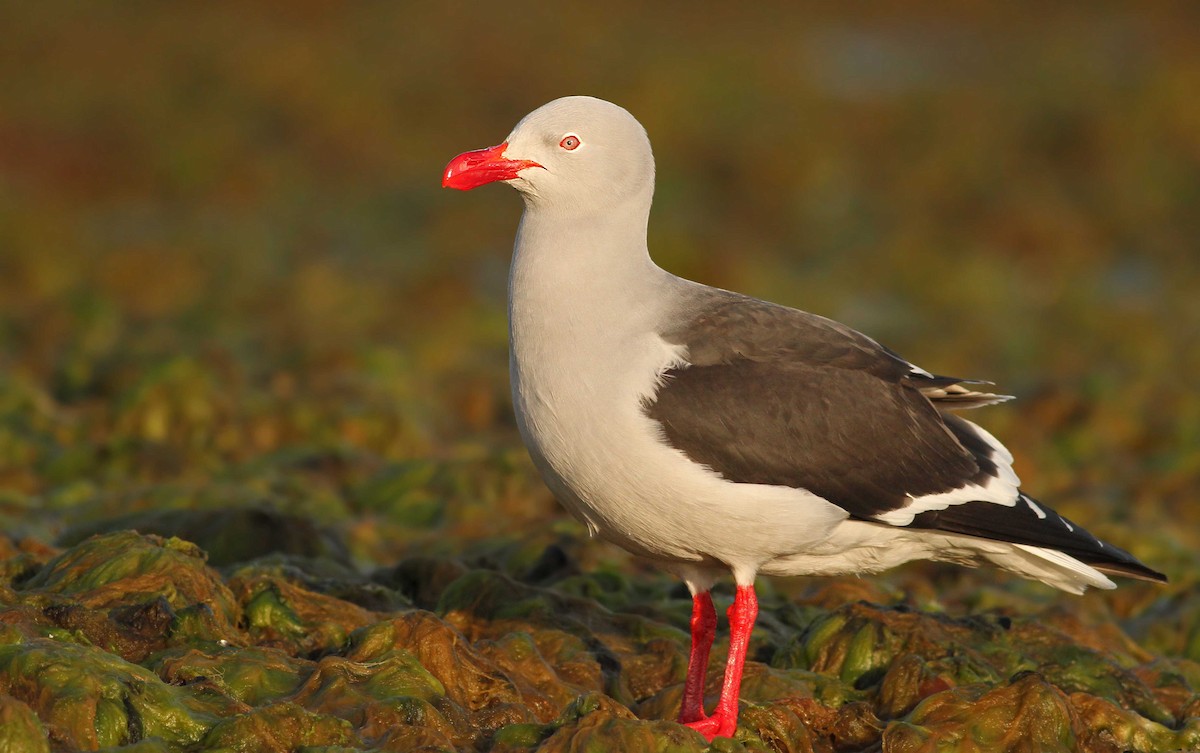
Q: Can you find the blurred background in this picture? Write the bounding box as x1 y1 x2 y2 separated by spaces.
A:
1 1 1197 575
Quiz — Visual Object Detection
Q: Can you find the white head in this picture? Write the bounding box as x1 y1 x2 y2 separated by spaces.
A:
443 96 655 214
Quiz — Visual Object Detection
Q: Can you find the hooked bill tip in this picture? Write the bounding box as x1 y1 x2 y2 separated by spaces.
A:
442 143 541 190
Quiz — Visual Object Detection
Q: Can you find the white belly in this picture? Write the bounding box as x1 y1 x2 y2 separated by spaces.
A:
509 327 848 576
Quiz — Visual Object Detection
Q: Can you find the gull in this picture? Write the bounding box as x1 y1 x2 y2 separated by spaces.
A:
441 95 1165 740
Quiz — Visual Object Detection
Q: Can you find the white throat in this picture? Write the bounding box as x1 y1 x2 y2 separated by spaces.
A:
508 188 669 347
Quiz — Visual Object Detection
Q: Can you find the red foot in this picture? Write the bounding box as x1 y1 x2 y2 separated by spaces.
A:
683 711 738 741
677 585 757 741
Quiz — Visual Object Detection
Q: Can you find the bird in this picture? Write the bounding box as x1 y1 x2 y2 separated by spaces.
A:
441 95 1166 741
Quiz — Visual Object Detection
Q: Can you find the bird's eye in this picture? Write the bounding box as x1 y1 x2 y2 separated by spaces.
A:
559 134 581 151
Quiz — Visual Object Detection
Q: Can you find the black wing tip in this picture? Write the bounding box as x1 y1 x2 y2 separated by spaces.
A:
1075 528 1169 585
902 492 1169 587
1087 557 1169 585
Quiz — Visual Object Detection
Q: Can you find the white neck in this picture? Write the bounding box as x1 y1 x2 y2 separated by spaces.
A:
508 190 672 344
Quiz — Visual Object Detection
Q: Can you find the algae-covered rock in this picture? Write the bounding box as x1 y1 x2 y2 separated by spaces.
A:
735 704 818 753
1072 692 1200 753
764 697 883 752
24 533 217 604
0 693 50 753
96 739 173 753
288 651 463 746
536 713 711 753
199 701 358 752
349 612 541 723
0 526 1191 753
16 532 243 661
882 673 1076 753
153 646 312 708
0 437 1190 753
377 555 470 610
0 638 212 750
533 692 713 753
226 563 381 655
0 534 56 588
773 600 999 690
60 507 352 568
876 653 954 719
436 567 688 711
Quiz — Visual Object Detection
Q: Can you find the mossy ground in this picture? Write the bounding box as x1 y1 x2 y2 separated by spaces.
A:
2 3 1199 752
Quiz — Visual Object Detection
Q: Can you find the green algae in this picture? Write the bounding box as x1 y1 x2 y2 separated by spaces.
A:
153 647 312 707
199 702 358 752
0 639 212 749
528 693 712 753
2 516 1197 752
1072 693 1200 752
61 507 353 568
13 532 244 662
883 674 1077 753
536 715 710 753
26 533 204 596
243 582 310 640
287 653 463 749
492 722 555 749
0 693 51 753
96 739 173 753
228 564 381 656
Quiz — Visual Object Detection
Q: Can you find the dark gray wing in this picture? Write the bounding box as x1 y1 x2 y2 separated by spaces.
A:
647 289 997 518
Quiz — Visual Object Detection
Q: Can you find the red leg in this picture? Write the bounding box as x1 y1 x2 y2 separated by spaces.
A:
682 584 758 741
678 591 717 724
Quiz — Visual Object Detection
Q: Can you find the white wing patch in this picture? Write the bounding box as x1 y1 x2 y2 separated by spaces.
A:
1021 493 1047 519
872 418 1021 526
908 363 936 378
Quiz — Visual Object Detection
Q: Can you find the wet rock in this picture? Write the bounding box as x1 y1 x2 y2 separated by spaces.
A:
0 638 211 750
59 507 351 567
96 739 173 753
289 651 463 748
199 701 358 752
737 703 818 753
876 653 954 719
0 535 56 588
17 532 242 660
534 692 711 753
377 555 470 609
226 562 381 655
153 646 312 708
354 612 555 721
1071 692 1200 753
882 673 1076 753
0 693 50 753
0 532 1192 752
